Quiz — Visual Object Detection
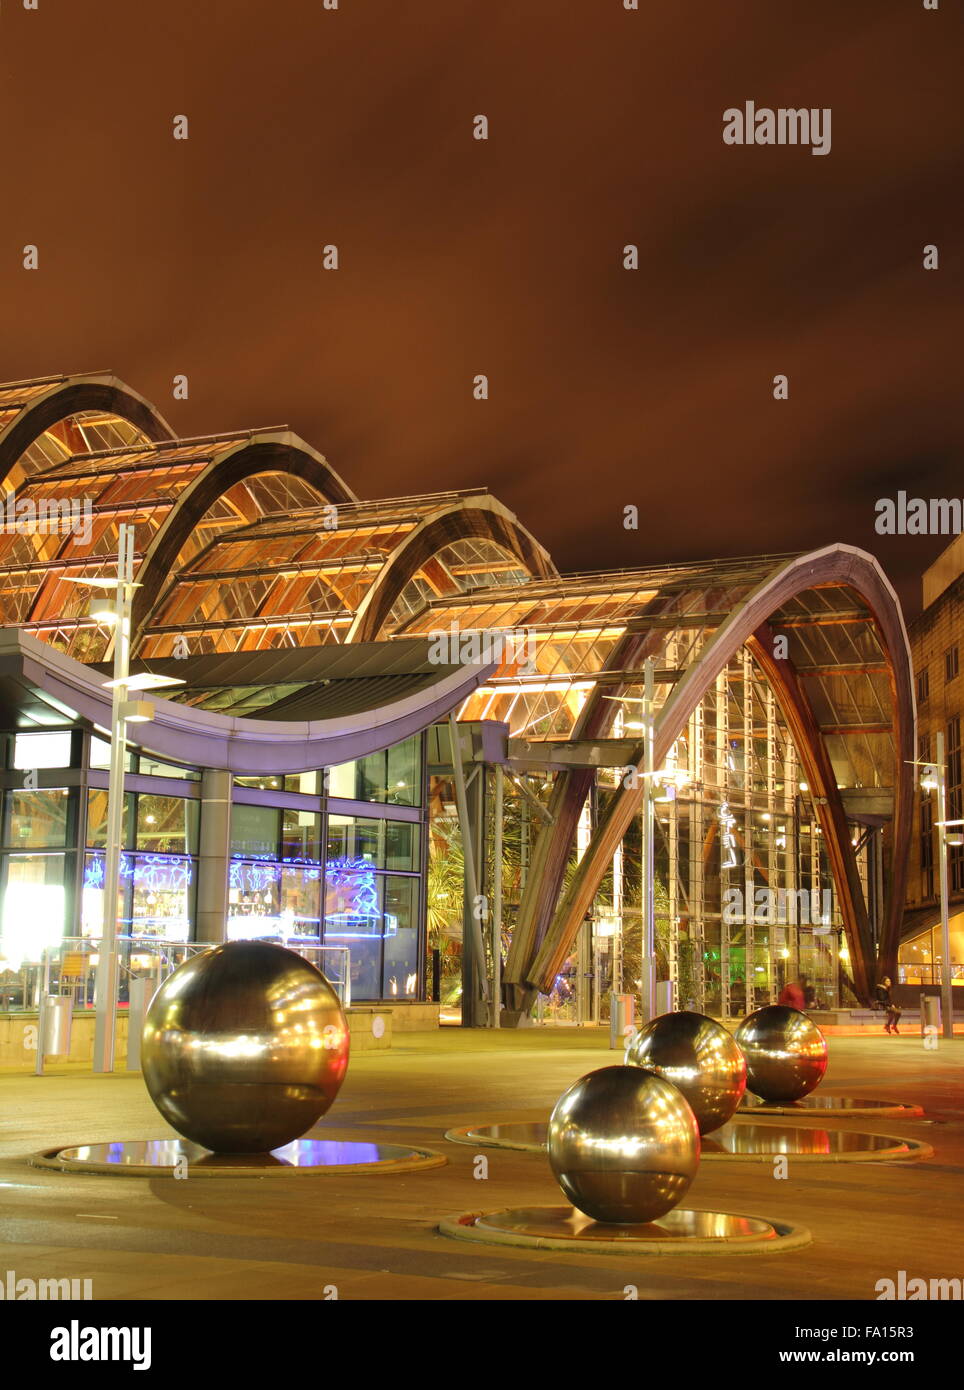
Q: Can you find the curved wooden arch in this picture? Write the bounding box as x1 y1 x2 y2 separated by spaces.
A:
349 497 557 643
130 433 358 636
522 546 915 1007
0 375 174 487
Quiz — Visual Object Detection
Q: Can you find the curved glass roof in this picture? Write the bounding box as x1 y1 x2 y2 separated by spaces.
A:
138 491 540 656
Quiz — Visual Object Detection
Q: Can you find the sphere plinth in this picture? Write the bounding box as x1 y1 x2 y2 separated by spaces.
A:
626 1010 747 1134
547 1065 700 1225
141 941 350 1153
735 1005 827 1103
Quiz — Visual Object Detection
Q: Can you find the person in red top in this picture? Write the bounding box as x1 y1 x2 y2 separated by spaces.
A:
778 977 806 1010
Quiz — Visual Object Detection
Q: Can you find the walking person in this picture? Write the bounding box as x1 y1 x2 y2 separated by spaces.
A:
778 976 806 1010
875 976 901 1034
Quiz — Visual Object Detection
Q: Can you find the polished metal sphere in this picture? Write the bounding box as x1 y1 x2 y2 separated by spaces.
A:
141 941 350 1153
735 1005 828 1103
626 1010 747 1134
547 1065 700 1225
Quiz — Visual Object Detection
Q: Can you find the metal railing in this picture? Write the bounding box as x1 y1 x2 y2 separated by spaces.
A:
2 935 351 1014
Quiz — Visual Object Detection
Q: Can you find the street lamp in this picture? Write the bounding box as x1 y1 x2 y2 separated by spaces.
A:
62 525 183 1071
917 742 956 1040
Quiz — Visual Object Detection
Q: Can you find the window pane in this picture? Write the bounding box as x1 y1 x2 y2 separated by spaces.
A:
386 738 420 806
326 761 358 799
1 853 66 966
13 731 72 770
384 821 419 871
382 875 420 998
82 853 125 939
227 859 282 937
138 753 201 781
136 795 199 854
230 804 279 859
326 815 380 864
86 789 134 849
323 859 381 999
4 788 70 848
282 808 321 862
281 864 322 937
89 736 134 772
129 854 194 941
234 775 286 791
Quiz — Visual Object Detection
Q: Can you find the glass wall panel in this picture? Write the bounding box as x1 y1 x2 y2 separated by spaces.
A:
86 790 134 849
381 875 420 998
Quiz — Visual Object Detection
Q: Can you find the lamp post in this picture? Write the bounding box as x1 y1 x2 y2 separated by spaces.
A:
62 525 182 1072
933 735 956 1040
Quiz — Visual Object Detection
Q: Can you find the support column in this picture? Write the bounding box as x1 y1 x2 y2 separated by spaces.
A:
688 703 704 1012
196 769 233 944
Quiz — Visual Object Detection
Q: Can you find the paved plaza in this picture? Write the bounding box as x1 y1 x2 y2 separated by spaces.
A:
0 1029 960 1301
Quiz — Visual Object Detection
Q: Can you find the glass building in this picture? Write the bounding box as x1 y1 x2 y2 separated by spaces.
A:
0 373 916 1018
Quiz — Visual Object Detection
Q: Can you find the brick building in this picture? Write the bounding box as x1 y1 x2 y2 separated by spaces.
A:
903 535 964 983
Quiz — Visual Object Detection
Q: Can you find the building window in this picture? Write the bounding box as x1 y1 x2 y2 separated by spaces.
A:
327 735 421 807
4 788 72 849
83 789 198 941
947 717 964 893
916 668 929 705
945 647 960 683
323 816 422 1000
12 730 73 770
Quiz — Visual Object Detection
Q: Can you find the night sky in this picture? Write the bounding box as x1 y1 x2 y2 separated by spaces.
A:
1 0 961 615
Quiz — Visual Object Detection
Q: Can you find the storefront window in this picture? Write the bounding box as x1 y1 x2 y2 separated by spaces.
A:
227 859 283 937
82 852 194 942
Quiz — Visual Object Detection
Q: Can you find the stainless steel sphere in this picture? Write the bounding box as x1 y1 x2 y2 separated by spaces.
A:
547 1065 700 1225
626 1010 747 1134
141 941 350 1153
735 1005 828 1103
